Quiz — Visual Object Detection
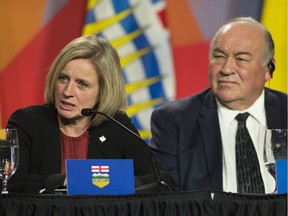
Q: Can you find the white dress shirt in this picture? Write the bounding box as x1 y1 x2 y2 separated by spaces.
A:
217 90 276 193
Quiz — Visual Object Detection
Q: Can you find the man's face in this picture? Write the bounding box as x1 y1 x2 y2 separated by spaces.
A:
208 23 271 110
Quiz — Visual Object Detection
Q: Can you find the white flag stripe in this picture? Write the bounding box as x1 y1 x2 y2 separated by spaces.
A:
91 166 109 169
91 166 109 172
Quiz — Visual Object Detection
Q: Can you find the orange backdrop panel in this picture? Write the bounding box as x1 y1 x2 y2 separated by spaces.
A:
0 0 46 70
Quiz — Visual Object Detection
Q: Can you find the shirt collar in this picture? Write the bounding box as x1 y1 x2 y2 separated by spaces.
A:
216 90 266 128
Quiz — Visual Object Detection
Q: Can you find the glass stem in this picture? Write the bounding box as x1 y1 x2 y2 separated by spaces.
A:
1 176 8 194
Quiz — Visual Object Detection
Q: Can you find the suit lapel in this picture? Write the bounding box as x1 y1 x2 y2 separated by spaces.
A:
196 90 223 190
265 88 287 129
41 105 62 173
87 125 118 159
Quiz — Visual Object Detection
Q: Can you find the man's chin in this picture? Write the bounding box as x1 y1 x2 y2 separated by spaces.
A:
215 92 242 106
215 90 239 101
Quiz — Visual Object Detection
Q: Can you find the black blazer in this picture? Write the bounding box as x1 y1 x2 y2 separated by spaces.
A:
149 88 287 191
7 104 153 193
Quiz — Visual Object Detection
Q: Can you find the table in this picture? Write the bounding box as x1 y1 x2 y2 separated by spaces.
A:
0 190 286 216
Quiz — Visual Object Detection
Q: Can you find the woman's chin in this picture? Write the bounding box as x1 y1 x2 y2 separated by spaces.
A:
58 111 81 121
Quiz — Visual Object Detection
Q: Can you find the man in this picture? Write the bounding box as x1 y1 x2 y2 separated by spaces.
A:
149 17 287 193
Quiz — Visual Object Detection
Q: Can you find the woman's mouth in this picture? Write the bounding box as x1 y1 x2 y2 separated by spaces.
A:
60 101 75 110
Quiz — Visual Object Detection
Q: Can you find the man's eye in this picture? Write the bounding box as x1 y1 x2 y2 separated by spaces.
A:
214 55 225 60
236 58 248 62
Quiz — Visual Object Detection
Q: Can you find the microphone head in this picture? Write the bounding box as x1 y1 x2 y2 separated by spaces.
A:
81 108 93 116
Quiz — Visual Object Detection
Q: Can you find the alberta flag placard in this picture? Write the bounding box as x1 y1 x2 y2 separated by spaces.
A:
276 160 288 194
66 159 134 195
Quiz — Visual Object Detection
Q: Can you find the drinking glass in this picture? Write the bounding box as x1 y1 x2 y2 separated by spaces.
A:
264 129 287 182
0 128 19 194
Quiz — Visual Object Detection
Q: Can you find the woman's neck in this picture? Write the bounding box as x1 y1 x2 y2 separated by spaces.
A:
58 116 91 137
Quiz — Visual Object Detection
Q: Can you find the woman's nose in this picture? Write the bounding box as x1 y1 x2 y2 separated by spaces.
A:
63 82 75 97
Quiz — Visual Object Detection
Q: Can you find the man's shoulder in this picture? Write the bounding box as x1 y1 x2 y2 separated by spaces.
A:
157 88 212 112
265 88 287 96
152 88 214 123
265 88 287 104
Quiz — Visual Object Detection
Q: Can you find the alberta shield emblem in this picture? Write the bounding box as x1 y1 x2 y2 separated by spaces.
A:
91 165 110 188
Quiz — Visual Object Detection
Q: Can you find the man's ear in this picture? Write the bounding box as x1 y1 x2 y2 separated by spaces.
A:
267 59 275 78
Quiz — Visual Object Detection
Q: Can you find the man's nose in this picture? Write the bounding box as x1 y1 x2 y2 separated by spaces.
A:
221 57 236 75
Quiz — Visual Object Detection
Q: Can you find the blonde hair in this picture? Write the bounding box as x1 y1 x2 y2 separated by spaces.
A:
45 35 127 126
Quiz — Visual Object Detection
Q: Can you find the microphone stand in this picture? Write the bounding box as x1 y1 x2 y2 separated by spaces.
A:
81 108 173 193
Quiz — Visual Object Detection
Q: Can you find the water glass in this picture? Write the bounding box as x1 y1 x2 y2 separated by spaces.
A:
0 128 19 194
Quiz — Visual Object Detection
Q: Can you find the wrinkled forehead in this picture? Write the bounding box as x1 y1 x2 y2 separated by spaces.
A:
212 22 266 50
216 21 265 41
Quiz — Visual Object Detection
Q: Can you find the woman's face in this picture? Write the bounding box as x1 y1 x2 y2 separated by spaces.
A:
54 58 99 121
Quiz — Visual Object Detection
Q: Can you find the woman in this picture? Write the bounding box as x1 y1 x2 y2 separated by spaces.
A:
7 35 155 193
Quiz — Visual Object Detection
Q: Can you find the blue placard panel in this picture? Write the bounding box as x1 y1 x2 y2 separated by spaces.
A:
66 159 135 195
276 160 287 194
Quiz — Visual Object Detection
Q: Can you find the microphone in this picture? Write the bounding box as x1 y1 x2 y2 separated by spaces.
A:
81 108 173 193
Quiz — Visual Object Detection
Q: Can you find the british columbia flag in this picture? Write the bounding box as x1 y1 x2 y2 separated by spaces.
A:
82 0 175 141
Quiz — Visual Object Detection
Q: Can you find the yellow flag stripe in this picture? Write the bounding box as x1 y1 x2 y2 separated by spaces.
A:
120 47 153 67
262 0 287 93
138 129 152 140
0 129 6 140
111 27 148 48
127 98 165 117
82 7 136 35
86 0 100 10
126 76 161 94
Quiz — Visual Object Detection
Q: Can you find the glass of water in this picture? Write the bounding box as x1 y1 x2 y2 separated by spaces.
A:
0 128 19 194
264 129 287 183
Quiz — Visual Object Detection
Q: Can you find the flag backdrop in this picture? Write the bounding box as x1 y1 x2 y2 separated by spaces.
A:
0 0 287 139
261 0 287 92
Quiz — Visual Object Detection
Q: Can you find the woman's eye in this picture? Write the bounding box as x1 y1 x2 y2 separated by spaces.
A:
78 81 88 88
58 75 68 82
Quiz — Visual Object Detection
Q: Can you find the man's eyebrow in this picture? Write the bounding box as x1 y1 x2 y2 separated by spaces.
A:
235 51 252 56
212 47 227 55
212 48 226 54
212 48 252 57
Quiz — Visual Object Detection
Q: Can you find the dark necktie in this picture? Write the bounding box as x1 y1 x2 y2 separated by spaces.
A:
235 112 265 194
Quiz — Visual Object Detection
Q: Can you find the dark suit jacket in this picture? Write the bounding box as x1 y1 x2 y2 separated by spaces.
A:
7 104 153 193
149 88 287 191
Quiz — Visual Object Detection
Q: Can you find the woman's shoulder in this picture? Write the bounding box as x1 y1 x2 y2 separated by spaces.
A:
90 110 135 133
9 104 56 123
